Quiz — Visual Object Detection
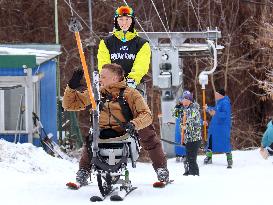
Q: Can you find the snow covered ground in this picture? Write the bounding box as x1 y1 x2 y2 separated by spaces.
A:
0 139 272 205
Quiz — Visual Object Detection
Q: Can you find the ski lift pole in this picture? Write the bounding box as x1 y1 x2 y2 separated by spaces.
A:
202 89 207 141
200 82 208 141
198 40 218 142
68 17 97 110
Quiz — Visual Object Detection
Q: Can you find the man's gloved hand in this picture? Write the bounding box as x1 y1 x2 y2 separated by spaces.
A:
124 122 137 136
127 78 137 89
68 69 84 89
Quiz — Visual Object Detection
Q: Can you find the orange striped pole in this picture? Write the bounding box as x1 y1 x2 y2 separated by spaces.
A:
181 111 187 144
74 31 97 110
202 89 207 141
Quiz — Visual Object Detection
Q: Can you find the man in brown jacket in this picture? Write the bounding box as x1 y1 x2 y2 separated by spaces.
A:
63 63 169 188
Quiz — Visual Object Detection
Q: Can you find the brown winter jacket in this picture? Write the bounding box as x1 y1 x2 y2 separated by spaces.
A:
62 80 153 133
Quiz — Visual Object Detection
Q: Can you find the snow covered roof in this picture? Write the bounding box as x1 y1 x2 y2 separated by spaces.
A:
0 44 61 66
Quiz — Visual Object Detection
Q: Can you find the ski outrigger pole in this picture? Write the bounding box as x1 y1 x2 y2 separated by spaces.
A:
68 15 100 154
68 17 97 110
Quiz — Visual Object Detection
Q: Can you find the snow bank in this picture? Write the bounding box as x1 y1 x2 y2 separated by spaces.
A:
0 139 75 174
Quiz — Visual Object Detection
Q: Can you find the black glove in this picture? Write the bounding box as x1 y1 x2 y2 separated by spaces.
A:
68 69 84 89
124 122 136 136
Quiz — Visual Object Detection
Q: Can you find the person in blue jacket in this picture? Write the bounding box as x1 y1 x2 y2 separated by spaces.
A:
259 119 273 159
203 88 233 168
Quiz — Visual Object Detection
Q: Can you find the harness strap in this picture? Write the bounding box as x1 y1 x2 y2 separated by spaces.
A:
117 88 133 122
100 88 133 127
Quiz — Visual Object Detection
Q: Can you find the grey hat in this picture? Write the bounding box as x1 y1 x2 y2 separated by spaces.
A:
179 90 193 102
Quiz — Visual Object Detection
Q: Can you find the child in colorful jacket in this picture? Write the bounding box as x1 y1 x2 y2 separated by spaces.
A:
173 90 202 176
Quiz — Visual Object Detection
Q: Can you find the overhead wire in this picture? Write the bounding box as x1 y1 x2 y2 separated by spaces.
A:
149 0 175 46
63 0 101 40
122 0 156 48
161 0 170 32
141 0 154 32
67 0 74 16
189 0 203 31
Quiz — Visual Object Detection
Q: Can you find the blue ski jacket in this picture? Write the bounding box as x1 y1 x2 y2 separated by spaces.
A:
207 96 232 153
261 120 273 148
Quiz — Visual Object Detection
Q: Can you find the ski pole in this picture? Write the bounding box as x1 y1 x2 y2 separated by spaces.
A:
161 138 185 148
69 17 97 110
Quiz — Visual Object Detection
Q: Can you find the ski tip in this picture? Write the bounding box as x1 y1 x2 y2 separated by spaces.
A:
90 196 103 202
110 195 123 201
66 182 80 190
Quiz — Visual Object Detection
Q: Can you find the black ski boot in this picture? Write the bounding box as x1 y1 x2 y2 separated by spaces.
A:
183 160 189 176
76 168 90 186
226 153 233 168
156 167 169 182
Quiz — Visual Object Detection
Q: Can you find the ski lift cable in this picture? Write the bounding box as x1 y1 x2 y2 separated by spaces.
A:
149 0 175 47
122 0 156 48
63 0 101 40
161 0 170 32
140 0 156 33
67 0 74 16
189 0 203 31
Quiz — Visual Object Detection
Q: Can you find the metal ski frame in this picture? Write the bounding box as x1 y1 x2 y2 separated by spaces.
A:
68 16 137 199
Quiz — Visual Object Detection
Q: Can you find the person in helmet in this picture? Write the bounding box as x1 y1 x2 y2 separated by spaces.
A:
96 5 168 183
97 5 151 87
173 90 202 176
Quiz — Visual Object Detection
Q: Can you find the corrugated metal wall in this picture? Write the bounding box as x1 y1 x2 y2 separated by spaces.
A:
39 60 57 144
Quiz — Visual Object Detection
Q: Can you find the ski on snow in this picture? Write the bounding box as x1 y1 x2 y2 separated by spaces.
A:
110 187 137 201
90 187 119 202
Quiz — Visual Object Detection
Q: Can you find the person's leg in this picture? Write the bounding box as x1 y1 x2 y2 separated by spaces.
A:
266 143 273 155
138 124 169 181
204 135 213 164
79 143 91 171
226 152 233 167
186 140 201 176
182 156 189 176
77 137 91 186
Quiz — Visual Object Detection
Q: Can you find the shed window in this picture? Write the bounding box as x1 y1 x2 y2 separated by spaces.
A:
0 83 40 133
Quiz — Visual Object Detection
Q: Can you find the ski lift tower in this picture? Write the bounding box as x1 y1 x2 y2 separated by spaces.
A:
139 28 224 157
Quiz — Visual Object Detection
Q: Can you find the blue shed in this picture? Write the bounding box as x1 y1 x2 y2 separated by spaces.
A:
0 44 61 146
